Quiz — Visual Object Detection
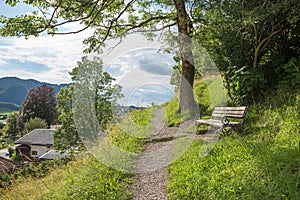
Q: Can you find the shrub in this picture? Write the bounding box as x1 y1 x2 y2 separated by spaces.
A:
24 117 48 133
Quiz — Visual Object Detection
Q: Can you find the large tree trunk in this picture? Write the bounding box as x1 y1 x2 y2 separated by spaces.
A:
174 0 197 114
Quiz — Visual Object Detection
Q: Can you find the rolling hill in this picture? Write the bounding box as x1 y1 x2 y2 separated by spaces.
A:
0 77 69 112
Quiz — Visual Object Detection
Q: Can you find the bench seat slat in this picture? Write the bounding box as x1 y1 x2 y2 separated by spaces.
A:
212 113 245 118
196 119 223 127
213 110 246 115
214 106 247 111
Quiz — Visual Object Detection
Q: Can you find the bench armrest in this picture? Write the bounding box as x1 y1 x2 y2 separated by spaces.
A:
221 116 230 125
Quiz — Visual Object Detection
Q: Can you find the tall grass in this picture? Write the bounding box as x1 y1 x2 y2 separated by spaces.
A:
1 108 154 200
167 90 300 199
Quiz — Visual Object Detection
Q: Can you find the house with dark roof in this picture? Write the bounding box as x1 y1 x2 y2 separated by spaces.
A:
39 150 69 161
14 129 54 160
0 156 22 174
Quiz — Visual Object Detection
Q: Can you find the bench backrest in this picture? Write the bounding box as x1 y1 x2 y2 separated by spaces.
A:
212 106 247 119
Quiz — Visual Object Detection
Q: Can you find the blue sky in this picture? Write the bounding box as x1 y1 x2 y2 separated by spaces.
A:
0 59 49 72
0 1 176 106
0 1 34 17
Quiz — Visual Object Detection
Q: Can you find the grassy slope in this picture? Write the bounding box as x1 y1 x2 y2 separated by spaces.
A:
1 108 153 200
167 80 300 199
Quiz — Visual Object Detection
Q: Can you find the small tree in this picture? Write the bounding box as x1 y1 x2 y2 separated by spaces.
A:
55 56 122 152
19 85 57 132
2 112 18 140
55 86 82 152
24 117 48 134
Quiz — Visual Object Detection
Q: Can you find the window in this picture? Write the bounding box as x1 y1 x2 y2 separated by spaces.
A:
31 151 37 156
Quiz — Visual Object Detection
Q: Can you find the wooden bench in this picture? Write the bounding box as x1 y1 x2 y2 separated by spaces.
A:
195 106 248 134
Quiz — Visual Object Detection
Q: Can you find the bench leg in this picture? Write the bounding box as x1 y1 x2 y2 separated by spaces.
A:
221 125 230 136
195 123 200 134
232 125 245 134
241 124 245 134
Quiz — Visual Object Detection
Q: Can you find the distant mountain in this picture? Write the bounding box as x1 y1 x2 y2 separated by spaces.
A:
0 77 69 108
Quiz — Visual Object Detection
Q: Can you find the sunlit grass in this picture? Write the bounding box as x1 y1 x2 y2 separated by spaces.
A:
1 108 154 199
164 77 227 127
167 90 300 199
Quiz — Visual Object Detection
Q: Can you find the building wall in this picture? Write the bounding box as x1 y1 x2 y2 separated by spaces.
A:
30 145 53 157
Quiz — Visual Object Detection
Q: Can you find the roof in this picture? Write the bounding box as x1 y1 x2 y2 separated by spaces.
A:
39 150 69 160
14 129 54 146
0 156 22 173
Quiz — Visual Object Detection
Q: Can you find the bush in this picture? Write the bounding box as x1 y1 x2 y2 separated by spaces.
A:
24 117 48 133
277 57 300 91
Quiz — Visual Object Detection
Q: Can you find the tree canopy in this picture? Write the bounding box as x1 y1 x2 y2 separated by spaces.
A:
23 117 48 134
194 0 300 102
1 0 299 104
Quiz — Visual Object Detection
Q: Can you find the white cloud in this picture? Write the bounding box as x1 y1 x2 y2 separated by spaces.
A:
0 31 176 107
0 32 87 83
94 35 176 106
119 68 171 88
0 59 8 66
0 31 171 84
99 33 164 66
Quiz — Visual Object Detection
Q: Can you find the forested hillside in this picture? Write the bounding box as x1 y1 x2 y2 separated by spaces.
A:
0 77 69 107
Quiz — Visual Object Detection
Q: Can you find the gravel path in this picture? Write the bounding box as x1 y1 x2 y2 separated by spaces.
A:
129 108 169 200
129 108 195 200
129 108 220 199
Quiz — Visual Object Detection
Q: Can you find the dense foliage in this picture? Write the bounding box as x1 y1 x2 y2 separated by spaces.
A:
0 113 7 130
194 0 300 103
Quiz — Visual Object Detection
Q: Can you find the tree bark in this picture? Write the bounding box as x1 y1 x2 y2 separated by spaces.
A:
173 0 197 114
